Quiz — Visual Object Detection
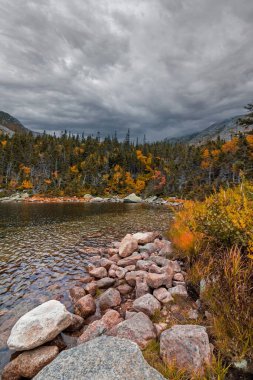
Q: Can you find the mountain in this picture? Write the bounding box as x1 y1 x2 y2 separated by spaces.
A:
169 115 253 145
0 111 31 136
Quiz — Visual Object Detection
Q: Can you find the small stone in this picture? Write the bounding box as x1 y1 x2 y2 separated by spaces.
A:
173 273 184 282
136 260 153 271
133 294 161 317
117 284 133 295
125 264 136 271
65 313 84 332
169 285 188 297
96 277 115 288
149 263 163 274
115 267 128 279
125 271 147 286
99 288 121 311
85 282 97 296
132 232 160 245
119 234 139 258
154 323 167 337
188 309 199 320
74 294 96 318
147 272 172 289
135 277 150 299
98 258 113 270
150 256 169 267
77 310 122 344
153 288 173 304
89 267 107 279
117 254 142 267
69 286 86 303
110 254 120 263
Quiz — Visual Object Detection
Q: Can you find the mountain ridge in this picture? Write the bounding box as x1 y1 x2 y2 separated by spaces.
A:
0 111 31 136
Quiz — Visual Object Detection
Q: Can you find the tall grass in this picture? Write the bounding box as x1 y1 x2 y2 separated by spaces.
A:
169 183 253 362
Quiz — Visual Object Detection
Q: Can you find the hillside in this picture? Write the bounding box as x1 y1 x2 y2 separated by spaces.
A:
0 111 31 136
170 114 253 145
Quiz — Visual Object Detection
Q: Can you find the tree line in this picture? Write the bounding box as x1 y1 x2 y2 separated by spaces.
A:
0 105 253 199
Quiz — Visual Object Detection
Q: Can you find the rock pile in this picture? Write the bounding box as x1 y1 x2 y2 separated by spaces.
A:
3 231 212 379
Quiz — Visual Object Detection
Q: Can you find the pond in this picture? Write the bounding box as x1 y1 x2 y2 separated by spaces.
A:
0 202 171 371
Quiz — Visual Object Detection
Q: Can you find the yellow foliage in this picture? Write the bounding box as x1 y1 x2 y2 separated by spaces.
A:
1 140 7 147
70 165 79 174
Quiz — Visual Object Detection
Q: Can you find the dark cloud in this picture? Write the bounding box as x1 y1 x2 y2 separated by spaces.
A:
0 0 252 140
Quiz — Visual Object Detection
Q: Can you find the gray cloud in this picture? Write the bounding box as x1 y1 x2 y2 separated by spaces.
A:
0 0 253 140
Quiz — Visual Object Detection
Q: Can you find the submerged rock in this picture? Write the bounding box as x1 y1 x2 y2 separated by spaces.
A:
7 300 72 351
34 336 165 380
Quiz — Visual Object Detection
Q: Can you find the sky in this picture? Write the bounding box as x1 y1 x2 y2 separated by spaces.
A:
0 0 253 140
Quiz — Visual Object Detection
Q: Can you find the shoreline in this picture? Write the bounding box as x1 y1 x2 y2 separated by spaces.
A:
0 193 184 207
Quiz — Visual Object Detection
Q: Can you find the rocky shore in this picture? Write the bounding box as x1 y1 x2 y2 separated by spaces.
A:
0 192 183 207
2 231 213 379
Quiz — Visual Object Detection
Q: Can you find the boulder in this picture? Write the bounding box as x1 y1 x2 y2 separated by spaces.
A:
169 285 188 297
119 234 139 258
77 310 122 344
125 270 147 286
160 325 212 373
7 300 72 351
99 288 121 311
153 287 174 304
133 294 161 317
123 193 143 203
34 336 165 380
2 346 59 380
108 312 156 350
96 277 115 288
74 294 96 318
132 232 160 245
117 254 142 267
89 267 107 279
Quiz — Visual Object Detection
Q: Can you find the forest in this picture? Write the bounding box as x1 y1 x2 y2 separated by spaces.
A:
0 106 253 199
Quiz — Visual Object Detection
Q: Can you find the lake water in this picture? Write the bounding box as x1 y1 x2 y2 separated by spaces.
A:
0 202 171 370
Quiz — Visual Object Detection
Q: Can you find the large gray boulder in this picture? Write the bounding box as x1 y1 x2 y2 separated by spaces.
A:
123 193 142 203
34 336 165 380
7 300 73 351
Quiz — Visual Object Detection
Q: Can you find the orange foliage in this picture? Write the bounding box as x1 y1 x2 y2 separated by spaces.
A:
1 140 7 147
221 138 239 154
21 180 33 189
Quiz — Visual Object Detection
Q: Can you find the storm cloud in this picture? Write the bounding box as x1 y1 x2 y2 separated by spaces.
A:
0 0 253 140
